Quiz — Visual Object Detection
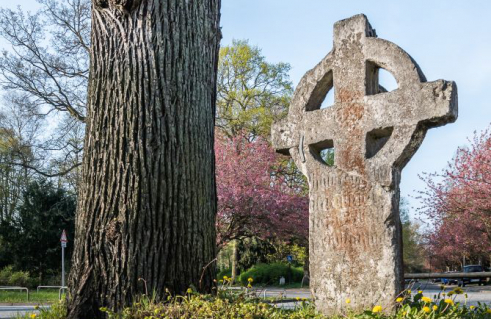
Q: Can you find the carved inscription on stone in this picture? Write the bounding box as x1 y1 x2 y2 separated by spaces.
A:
272 14 457 315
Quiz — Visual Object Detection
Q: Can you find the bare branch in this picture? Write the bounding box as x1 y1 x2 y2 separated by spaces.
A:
0 160 81 178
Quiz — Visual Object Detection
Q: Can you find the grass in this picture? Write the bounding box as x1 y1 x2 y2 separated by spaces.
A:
0 290 61 304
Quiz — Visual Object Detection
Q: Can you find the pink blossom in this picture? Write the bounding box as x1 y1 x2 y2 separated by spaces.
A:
215 131 308 248
421 127 491 267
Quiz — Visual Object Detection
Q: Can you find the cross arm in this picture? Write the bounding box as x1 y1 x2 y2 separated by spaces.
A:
272 106 340 155
271 119 300 155
363 80 457 171
364 80 457 131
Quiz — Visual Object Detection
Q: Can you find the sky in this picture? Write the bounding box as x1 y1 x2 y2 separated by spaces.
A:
4 0 491 222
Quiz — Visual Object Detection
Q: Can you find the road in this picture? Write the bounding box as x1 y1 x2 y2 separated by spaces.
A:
407 281 491 306
254 282 491 309
0 306 45 319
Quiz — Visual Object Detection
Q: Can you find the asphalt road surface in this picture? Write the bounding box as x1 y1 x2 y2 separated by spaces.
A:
408 281 491 306
255 282 491 309
0 306 44 319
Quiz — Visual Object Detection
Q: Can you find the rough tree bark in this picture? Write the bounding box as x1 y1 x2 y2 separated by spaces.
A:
67 1 221 318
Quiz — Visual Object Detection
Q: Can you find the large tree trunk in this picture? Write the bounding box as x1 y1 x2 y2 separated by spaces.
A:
67 1 221 318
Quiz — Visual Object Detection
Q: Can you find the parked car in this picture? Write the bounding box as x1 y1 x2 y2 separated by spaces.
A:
441 271 458 285
458 265 486 287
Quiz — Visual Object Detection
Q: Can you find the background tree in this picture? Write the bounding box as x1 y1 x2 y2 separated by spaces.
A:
400 199 425 273
0 0 89 180
421 126 491 269
215 131 308 280
67 1 221 318
0 129 30 222
216 39 293 139
216 132 308 246
236 238 276 272
0 179 75 281
0 97 42 221
215 40 310 280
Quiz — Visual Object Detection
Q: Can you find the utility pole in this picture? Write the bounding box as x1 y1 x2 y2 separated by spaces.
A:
60 230 68 287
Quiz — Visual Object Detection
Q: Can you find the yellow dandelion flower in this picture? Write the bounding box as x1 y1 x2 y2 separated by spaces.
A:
248 277 253 283
418 290 423 294
296 297 300 301
345 298 351 304
444 299 454 306
421 296 432 303
372 305 382 313
396 297 403 303
223 276 228 280
30 315 36 319
433 305 438 311
453 287 464 295
407 289 411 294
186 288 192 294
487 309 491 314
470 306 475 310
423 306 431 313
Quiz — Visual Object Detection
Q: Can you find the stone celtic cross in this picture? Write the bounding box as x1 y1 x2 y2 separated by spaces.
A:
272 14 457 314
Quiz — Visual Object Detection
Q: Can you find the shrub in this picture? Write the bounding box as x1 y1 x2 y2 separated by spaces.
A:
0 266 29 286
0 266 39 288
239 263 303 286
0 266 14 285
8 270 30 287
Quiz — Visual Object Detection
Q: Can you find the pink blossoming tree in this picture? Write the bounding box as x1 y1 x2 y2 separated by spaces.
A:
215 132 308 248
421 127 491 268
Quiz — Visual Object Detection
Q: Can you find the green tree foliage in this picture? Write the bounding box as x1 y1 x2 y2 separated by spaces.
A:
264 242 307 266
0 180 75 279
321 149 335 167
237 237 276 271
400 199 425 273
0 94 53 222
0 127 31 221
217 40 293 139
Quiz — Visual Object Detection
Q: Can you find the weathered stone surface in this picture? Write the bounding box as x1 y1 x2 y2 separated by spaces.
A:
272 14 457 314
